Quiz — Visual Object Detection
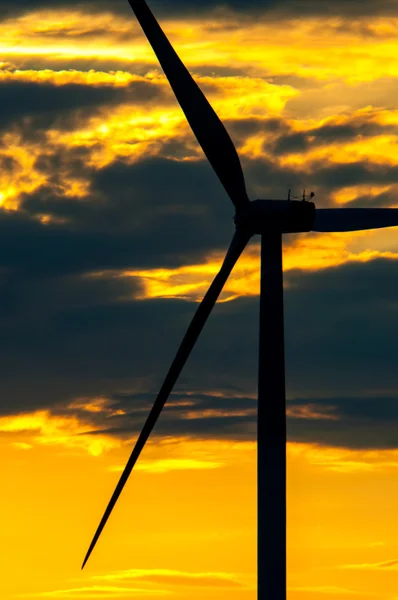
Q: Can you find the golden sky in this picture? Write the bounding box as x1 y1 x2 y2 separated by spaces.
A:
1 1 398 599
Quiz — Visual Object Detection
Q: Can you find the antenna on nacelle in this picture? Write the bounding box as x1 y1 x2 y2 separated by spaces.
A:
287 188 315 201
302 188 315 201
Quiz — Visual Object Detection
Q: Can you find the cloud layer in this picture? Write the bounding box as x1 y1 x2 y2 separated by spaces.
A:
0 0 397 464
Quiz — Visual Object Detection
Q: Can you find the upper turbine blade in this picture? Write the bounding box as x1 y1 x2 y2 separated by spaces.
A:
81 227 251 569
313 208 398 232
128 0 250 210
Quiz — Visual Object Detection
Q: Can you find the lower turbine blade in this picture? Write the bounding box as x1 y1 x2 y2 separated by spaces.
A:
313 208 398 232
81 228 251 569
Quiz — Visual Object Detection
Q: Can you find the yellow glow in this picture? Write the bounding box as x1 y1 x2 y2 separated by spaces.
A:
3 22 398 206
338 559 398 570
10 9 132 37
93 566 245 583
283 234 398 273
198 75 298 118
239 133 268 160
69 397 126 416
12 441 33 450
2 10 398 85
332 184 394 205
0 131 93 210
26 584 171 597
288 442 398 473
0 68 148 86
278 133 398 169
0 133 48 209
108 234 398 302
63 178 92 198
44 73 294 170
3 430 398 598
46 104 186 169
112 458 224 473
0 409 119 456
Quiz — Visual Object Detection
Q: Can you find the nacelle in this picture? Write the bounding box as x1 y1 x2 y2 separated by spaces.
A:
234 199 316 234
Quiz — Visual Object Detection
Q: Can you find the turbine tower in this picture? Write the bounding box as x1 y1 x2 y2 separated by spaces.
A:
82 2 398 598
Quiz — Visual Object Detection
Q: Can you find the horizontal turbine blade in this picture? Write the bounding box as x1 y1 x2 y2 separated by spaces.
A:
128 0 250 210
81 228 251 569
313 208 398 232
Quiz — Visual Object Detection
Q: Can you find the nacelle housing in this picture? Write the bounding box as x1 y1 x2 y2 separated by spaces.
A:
234 199 316 234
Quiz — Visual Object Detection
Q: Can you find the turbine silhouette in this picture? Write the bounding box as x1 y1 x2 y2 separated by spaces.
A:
82 2 398 598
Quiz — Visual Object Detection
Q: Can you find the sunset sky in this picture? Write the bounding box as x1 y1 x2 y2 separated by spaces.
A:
1 0 398 598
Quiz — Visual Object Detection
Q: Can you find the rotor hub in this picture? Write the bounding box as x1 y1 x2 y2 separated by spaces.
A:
234 199 316 234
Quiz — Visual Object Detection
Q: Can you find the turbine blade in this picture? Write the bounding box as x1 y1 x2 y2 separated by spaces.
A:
128 0 249 210
81 228 251 569
313 208 398 232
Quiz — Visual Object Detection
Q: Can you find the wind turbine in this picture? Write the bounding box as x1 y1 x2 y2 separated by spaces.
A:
82 1 398 598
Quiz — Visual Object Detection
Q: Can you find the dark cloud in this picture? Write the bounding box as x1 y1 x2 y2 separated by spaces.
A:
0 205 229 279
0 0 111 18
271 121 395 157
228 117 289 143
0 0 397 454
0 81 119 123
0 221 397 453
18 156 237 261
12 110 398 222
311 161 398 195
288 396 398 449
55 389 398 450
2 0 398 21
0 210 153 277
5 140 397 271
0 0 256 20
0 78 163 134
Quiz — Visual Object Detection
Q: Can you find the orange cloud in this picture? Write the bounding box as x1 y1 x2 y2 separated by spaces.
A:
286 404 339 421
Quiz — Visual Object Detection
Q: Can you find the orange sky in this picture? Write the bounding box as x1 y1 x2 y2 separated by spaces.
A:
1 2 398 599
